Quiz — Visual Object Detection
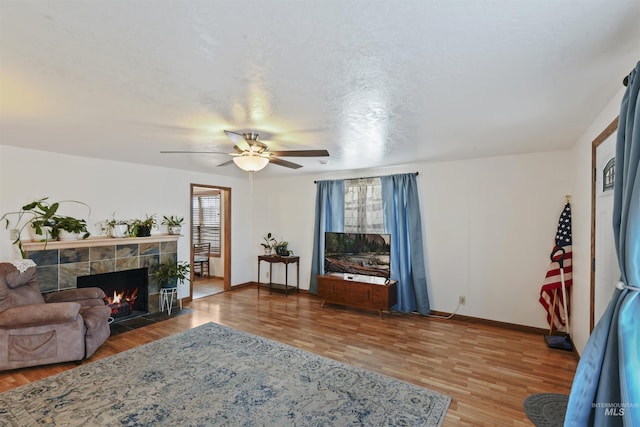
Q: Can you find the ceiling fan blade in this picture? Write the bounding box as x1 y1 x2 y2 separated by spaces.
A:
224 130 250 151
131 122 199 134
216 159 235 167
160 150 228 154
269 157 303 169
269 149 329 157
232 145 244 154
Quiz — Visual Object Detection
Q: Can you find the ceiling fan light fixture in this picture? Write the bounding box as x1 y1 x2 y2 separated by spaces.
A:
233 155 269 172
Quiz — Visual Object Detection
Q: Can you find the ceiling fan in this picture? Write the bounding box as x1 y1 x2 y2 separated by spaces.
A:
161 130 329 171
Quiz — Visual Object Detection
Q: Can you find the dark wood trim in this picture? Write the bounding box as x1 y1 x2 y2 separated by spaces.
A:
232 281 256 289
223 188 231 291
429 310 548 334
189 184 232 302
590 117 618 332
429 310 580 359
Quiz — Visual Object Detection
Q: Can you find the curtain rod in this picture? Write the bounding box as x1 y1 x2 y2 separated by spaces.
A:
314 171 418 184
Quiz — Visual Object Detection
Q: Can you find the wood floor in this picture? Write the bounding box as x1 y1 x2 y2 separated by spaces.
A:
0 286 578 426
192 276 225 299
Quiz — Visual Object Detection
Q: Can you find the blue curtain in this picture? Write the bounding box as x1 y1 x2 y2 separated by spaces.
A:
381 173 431 314
309 180 344 294
565 61 640 425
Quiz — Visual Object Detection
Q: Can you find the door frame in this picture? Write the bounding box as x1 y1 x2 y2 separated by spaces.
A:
189 183 232 301
590 117 618 332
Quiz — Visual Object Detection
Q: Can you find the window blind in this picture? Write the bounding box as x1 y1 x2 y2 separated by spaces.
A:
192 194 221 255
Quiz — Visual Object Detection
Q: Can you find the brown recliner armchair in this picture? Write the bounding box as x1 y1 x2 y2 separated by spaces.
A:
0 260 111 371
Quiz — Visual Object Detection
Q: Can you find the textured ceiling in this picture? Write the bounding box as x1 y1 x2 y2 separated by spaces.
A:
1 0 639 178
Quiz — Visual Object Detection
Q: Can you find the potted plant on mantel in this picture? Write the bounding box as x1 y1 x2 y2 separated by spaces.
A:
0 197 91 257
105 218 130 238
49 216 91 241
101 213 130 238
130 214 157 237
153 260 190 289
162 215 184 235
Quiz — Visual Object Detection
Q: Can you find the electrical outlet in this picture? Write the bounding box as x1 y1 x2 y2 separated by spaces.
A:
458 295 466 305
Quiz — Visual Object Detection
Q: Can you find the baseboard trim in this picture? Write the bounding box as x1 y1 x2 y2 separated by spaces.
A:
428 310 580 359
231 281 255 289
428 310 547 334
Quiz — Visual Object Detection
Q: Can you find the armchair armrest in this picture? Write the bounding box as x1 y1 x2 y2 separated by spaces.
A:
0 302 81 328
44 287 106 305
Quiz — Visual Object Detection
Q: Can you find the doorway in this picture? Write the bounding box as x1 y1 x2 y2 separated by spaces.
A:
590 118 620 331
190 184 231 300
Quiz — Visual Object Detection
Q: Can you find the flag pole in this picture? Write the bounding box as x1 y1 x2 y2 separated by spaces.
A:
559 258 570 334
549 289 558 335
561 195 571 334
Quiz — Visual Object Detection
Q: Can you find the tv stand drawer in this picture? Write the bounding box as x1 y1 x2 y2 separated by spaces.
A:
317 275 397 319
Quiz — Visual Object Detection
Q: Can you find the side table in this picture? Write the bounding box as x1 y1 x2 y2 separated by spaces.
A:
257 255 300 297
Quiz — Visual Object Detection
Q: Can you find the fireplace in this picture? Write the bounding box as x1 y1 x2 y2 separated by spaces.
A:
77 268 149 321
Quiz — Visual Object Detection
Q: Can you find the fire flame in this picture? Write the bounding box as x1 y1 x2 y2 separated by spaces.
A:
105 288 139 306
112 290 121 304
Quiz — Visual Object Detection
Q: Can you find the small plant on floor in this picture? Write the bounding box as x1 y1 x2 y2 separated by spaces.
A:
154 260 190 289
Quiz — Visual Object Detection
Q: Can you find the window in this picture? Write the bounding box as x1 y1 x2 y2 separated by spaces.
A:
344 178 384 233
603 158 615 192
192 193 221 256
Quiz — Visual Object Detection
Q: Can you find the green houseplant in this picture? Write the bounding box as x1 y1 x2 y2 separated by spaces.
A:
162 215 184 235
131 214 157 237
105 217 130 238
1 198 91 257
154 260 190 288
273 240 291 256
260 232 276 255
50 215 90 240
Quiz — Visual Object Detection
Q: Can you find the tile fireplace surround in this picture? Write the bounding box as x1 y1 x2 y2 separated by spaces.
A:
23 235 180 314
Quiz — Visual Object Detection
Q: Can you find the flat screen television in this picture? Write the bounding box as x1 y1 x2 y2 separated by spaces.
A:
324 232 391 278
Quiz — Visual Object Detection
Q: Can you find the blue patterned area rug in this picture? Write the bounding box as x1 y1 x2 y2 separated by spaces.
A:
0 322 451 426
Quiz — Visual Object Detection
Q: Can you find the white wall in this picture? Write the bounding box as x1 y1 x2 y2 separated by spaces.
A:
569 87 626 354
252 150 573 330
0 145 255 298
423 153 572 326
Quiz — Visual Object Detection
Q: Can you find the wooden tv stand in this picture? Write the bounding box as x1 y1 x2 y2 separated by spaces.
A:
317 274 397 319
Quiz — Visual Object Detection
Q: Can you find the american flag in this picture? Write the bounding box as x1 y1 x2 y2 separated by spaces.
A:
538 202 572 332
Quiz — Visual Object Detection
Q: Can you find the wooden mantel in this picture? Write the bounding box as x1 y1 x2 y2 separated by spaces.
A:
21 234 180 251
